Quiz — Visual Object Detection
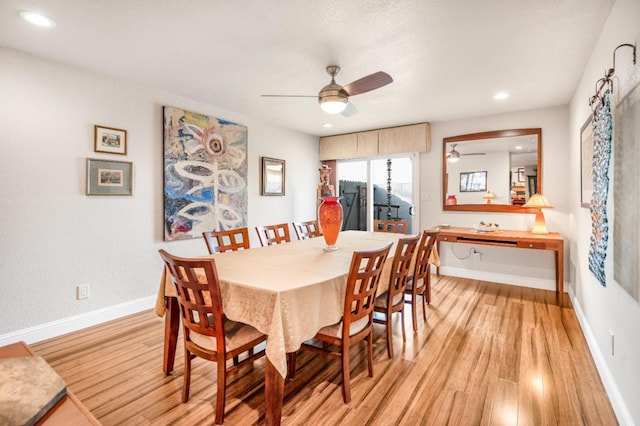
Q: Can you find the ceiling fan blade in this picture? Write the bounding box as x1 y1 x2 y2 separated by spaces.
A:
341 102 358 117
342 71 392 96
260 94 317 98
461 153 486 156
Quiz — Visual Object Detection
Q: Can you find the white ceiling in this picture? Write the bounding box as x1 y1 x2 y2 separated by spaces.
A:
0 0 615 137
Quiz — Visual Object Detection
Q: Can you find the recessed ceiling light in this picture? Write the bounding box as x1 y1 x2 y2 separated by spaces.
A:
322 123 334 128
493 92 509 100
514 145 523 150
19 11 56 28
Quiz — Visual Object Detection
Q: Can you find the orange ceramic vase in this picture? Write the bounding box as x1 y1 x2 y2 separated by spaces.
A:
318 197 343 251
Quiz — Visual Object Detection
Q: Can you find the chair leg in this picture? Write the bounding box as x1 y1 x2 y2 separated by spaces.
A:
215 358 226 424
411 296 418 332
421 290 427 322
425 270 432 304
386 314 393 358
400 309 406 343
182 349 191 402
341 344 351 403
287 352 296 379
367 330 374 378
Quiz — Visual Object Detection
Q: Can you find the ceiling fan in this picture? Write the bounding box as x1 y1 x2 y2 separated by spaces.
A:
261 65 393 116
447 144 485 163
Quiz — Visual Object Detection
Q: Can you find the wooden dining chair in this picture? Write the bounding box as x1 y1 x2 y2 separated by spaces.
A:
203 227 250 254
255 223 291 246
292 220 321 240
374 219 409 234
373 234 420 358
158 249 266 425
404 229 440 332
288 241 393 403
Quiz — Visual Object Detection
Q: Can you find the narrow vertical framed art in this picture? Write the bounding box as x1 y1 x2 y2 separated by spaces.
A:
580 116 593 208
261 157 285 196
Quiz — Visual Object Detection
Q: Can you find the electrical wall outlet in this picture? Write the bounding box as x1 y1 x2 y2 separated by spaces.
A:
77 285 90 300
472 248 481 264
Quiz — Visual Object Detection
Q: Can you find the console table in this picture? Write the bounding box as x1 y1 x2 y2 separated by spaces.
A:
436 227 564 304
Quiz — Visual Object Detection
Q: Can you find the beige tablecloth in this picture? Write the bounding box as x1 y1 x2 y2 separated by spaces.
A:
156 230 438 378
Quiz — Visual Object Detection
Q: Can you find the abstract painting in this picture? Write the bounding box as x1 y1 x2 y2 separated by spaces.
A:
163 107 247 241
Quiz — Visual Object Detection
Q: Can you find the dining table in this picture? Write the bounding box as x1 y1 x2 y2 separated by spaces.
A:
155 230 411 425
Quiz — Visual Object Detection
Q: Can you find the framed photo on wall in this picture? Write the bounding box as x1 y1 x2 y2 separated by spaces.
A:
86 158 133 195
94 125 127 155
580 116 593 208
261 157 285 196
517 167 525 182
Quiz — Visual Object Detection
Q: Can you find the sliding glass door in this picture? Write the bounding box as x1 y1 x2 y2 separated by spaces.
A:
337 155 416 232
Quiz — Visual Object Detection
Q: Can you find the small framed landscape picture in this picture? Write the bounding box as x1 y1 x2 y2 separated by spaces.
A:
86 158 133 196
95 125 127 155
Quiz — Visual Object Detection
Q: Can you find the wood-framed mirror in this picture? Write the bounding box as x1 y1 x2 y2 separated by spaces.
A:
442 128 542 213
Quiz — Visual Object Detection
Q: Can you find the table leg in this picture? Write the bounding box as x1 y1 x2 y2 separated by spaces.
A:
556 244 564 307
163 296 179 375
264 358 284 426
436 240 441 276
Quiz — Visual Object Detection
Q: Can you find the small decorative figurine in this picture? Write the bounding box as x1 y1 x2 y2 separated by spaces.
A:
317 165 335 198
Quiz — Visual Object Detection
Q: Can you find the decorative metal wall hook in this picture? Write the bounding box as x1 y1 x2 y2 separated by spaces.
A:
611 43 636 70
589 42 636 113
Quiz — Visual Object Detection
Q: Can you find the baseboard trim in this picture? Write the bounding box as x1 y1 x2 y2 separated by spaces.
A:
0 296 156 347
568 289 632 426
438 266 557 291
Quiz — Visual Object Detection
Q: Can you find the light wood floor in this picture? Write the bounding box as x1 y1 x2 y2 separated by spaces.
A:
31 276 618 425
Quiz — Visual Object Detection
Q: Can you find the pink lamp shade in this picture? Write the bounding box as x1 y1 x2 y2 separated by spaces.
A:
523 194 553 234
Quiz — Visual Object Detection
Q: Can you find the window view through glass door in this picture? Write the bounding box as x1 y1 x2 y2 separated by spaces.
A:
337 157 414 232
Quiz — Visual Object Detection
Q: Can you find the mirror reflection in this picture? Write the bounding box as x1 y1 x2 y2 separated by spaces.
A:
442 128 541 213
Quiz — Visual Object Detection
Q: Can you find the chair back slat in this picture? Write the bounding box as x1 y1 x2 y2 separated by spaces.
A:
159 250 224 343
255 223 291 246
387 234 420 300
293 220 321 240
412 230 439 290
343 242 393 335
374 219 409 234
203 228 250 254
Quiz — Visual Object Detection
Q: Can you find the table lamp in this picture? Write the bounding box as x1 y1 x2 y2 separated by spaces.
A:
483 191 495 204
523 194 553 234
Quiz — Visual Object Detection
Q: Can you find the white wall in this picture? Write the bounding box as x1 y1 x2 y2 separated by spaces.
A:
0 47 318 336
568 0 640 424
419 105 570 291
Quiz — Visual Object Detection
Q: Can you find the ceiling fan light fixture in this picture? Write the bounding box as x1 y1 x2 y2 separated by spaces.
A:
320 99 348 114
319 70 348 114
447 144 461 162
319 88 348 114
